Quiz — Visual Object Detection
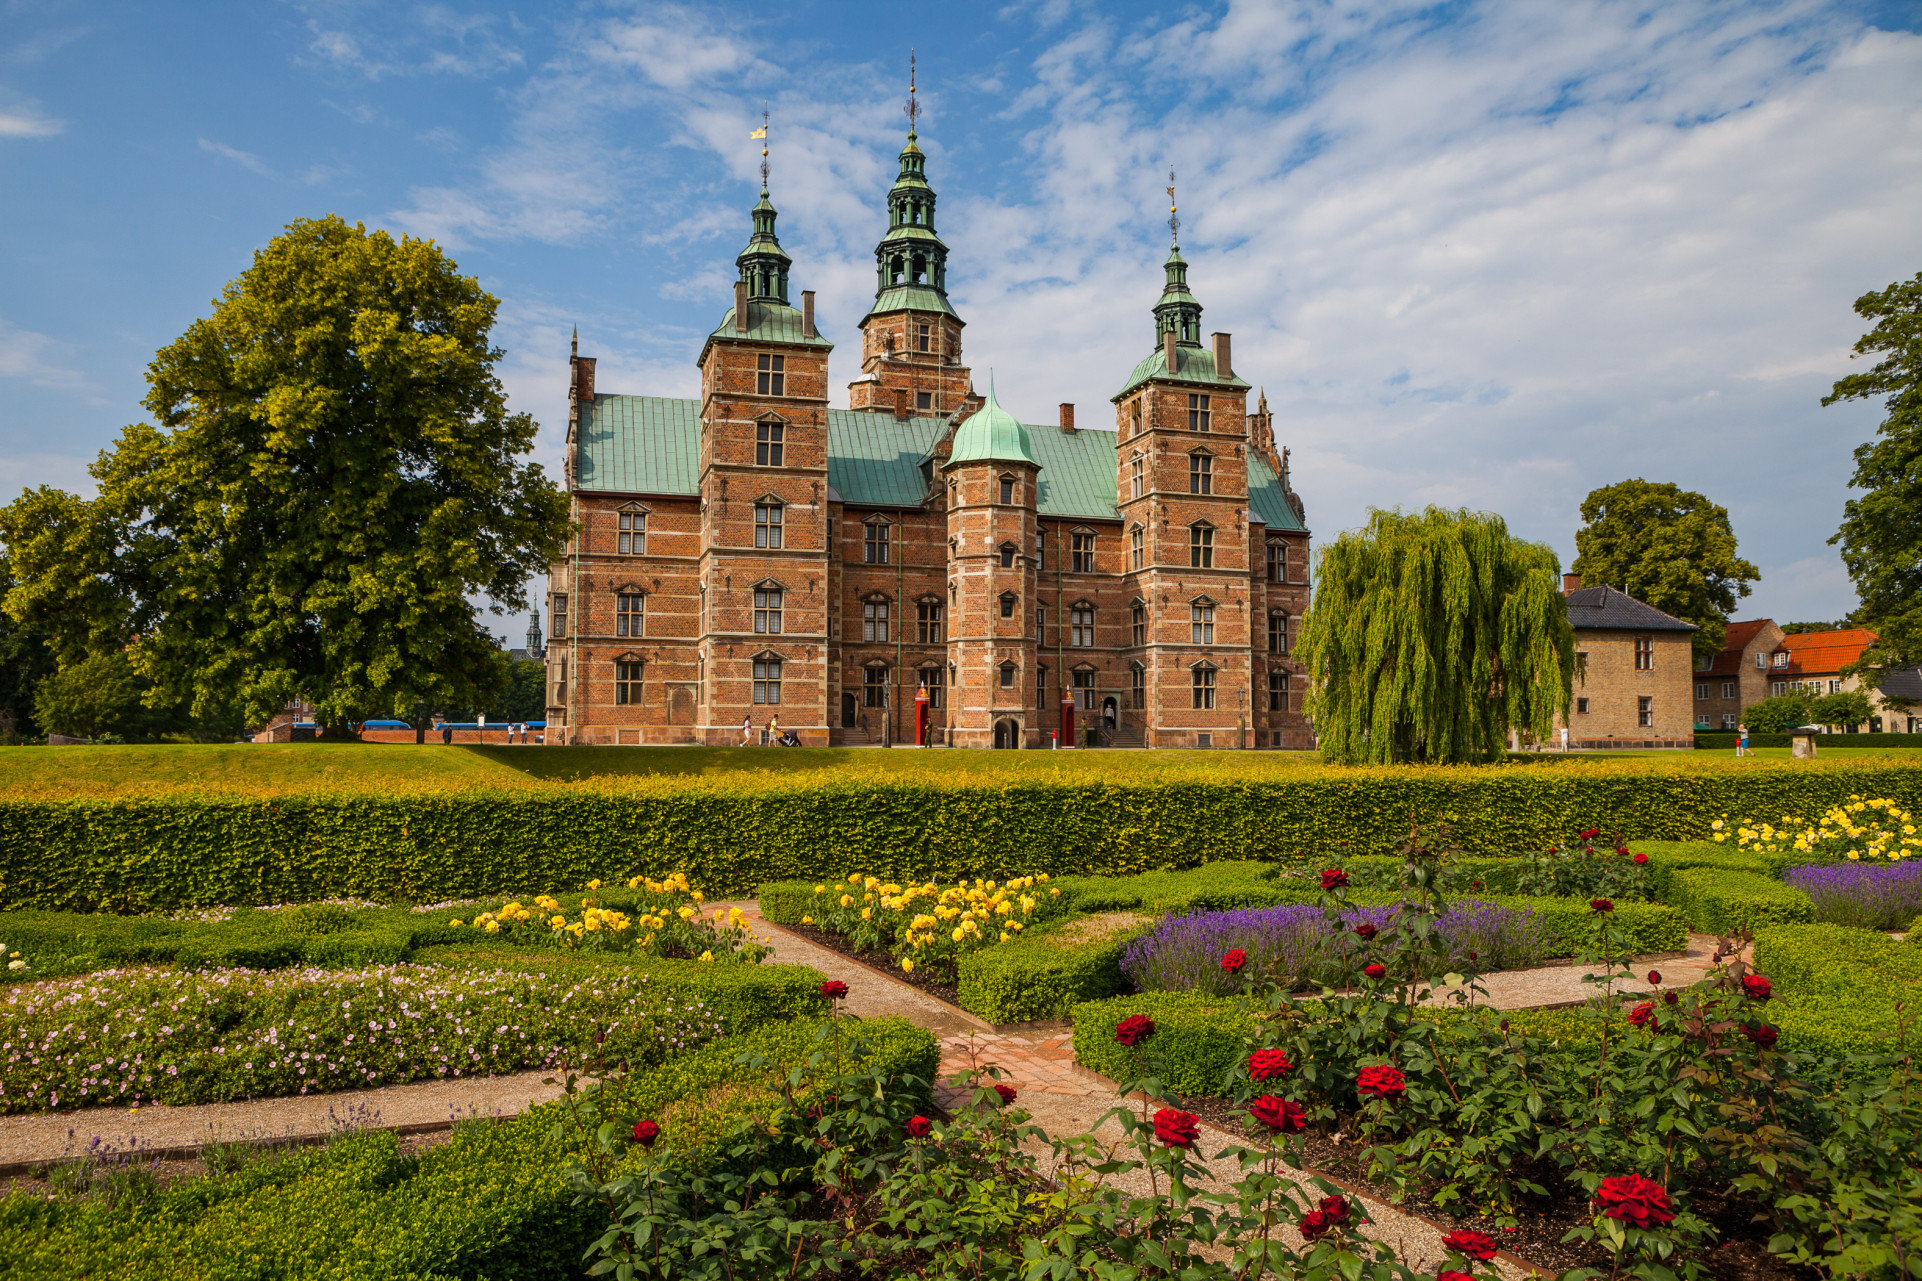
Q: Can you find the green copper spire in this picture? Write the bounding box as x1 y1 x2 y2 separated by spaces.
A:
736 109 791 303
866 56 957 319
947 375 1036 466
1153 167 1202 346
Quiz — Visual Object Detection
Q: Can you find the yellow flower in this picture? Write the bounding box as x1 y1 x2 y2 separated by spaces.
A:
450 919 464 927
692 892 705 905
699 950 714 962
483 919 501 933
802 916 813 925
901 957 914 973
952 927 965 943
840 895 854 907
861 907 873 920
584 917 602 932
587 879 603 890
551 915 566 928
814 885 826 894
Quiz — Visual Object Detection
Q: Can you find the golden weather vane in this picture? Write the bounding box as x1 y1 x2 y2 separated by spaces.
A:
905 49 920 137
1167 165 1179 247
749 104 770 189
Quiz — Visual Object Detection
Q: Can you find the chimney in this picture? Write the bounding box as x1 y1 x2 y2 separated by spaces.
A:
801 290 816 339
894 387 910 420
733 281 748 334
1163 328 1178 372
576 356 596 402
1563 573 1581 595
1211 332 1232 380
1059 403 1075 433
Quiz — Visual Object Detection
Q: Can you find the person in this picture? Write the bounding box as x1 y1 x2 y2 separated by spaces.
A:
768 712 781 745
741 715 753 746
440 722 452 745
1558 725 1569 752
1737 721 1750 757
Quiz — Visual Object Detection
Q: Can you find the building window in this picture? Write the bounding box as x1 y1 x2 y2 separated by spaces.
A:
998 476 1016 505
1071 605 1095 648
1000 543 1017 569
918 667 944 708
553 657 567 709
552 594 568 639
618 510 646 554
862 600 890 643
916 391 932 410
916 323 930 352
1188 393 1211 431
1072 531 1095 572
1192 667 1216 709
1638 696 1653 727
1035 664 1048 704
1191 603 1215 645
1771 681 1787 697
754 587 782 635
1131 601 1146 647
1036 530 1045 570
616 592 644 638
1268 612 1289 655
1130 526 1144 570
1695 682 1708 700
1072 669 1097 710
755 502 784 549
755 420 783 466
864 522 890 564
1576 697 1590 714
1190 453 1213 494
1190 524 1214 568
1634 636 1653 671
917 600 943 643
1130 453 1144 499
999 593 1016 619
1130 665 1145 709
615 660 643 706
756 354 785 396
1773 652 1789 668
1722 681 1737 699
1130 405 1142 438
753 659 782 705
1722 713 1737 730
863 666 889 707
1266 542 1284 583
1829 679 1843 694
1268 669 1289 712
1575 651 1588 679
1036 607 1045 639
1000 663 1017 690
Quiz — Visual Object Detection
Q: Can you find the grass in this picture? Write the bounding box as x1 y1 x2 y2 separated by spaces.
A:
1 740 1919 801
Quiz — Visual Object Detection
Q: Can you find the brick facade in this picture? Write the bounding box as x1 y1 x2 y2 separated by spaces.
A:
1553 580 1698 749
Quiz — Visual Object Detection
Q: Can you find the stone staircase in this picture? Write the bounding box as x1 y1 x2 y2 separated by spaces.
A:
837 725 878 747
1101 724 1146 748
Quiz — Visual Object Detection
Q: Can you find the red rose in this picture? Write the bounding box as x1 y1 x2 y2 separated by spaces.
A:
1221 949 1247 973
1742 974 1772 1002
1439 1273 1477 1281
819 980 850 1000
1114 1014 1156 1046
1363 963 1387 980
1250 1094 1307 1134
1590 898 1614 913
1318 1194 1349 1225
1247 1049 1294 1081
1663 990 1678 1005
1615 846 1631 857
1441 1229 1499 1261
1593 1173 1676 1228
1298 1209 1331 1241
1356 1064 1406 1100
1320 868 1349 890
1353 922 1377 941
1646 970 1662 985
1632 852 1649 865
993 1083 1018 1105
631 1119 660 1148
1580 828 1600 839
1626 1002 1655 1029
1742 1022 1778 1049
1153 1107 1200 1148
906 1115 932 1138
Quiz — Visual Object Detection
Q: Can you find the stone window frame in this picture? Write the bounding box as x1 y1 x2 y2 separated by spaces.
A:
863 515 892 565
999 542 1019 569
1069 600 1097 648
617 501 650 555
1129 660 1146 709
1190 659 1219 710
1267 667 1290 712
1265 539 1285 583
998 473 1018 506
1129 451 1145 499
1189 521 1215 569
1070 527 1097 573
614 585 646 639
752 579 784 635
1187 393 1212 432
614 651 645 706
751 649 786 706
1188 448 1214 495
1130 597 1146 647
861 593 892 644
916 595 944 644
999 660 1018 690
753 497 785 549
863 661 892 708
1070 662 1099 711
1267 609 1290 656
756 356 786 397
1190 595 1217 646
998 590 1017 620
754 412 785 465
1129 523 1144 571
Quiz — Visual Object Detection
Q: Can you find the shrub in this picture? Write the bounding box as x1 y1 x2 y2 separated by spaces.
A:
1695 731 1922 749
1712 795 1922 864
1753 923 1922 1056
955 914 1138 1024
1781 861 1922 931
1664 868 1813 934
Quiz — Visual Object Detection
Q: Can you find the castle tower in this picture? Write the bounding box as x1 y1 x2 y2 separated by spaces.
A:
693 161 834 743
848 75 975 419
1111 187 1255 748
942 383 1041 748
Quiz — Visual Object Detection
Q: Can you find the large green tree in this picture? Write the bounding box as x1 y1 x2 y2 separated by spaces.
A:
1299 507 1575 765
1570 479 1759 657
3 216 569 735
1826 271 1922 672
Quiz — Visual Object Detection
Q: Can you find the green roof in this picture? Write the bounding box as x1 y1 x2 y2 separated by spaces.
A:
703 300 834 352
866 284 958 319
947 384 1036 466
1248 450 1306 532
1113 343 1252 399
575 396 702 495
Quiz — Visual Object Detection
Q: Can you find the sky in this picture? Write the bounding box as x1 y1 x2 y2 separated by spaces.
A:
3 0 1920 648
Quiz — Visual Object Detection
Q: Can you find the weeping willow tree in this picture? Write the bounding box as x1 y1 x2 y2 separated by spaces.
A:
1299 507 1575 765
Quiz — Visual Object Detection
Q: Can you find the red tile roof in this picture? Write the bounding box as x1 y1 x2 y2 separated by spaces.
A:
1775 628 1877 677
1704 618 1775 677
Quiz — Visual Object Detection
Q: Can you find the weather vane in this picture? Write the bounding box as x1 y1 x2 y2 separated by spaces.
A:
1167 165 1180 247
750 104 770 190
905 49 920 137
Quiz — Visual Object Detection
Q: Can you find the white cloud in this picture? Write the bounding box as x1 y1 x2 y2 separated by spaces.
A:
198 137 276 179
0 319 87 393
302 4 524 80
0 107 62 137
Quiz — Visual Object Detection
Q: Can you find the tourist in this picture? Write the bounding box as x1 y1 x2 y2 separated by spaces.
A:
1737 721 1750 757
741 714 753 746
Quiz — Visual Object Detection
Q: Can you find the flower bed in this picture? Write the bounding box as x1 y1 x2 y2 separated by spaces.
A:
1713 794 1920 862
0 964 724 1113
1120 900 1555 995
1781 861 1922 932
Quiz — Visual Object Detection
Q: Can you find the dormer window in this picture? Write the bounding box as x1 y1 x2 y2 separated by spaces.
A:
757 354 785 396
756 420 784 466
1188 394 1211 432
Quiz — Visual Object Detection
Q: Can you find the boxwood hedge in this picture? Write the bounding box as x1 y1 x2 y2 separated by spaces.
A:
1752 923 1922 1057
7 758 1922 911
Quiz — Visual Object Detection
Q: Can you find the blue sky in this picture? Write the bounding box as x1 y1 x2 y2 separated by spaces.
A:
3 0 1920 646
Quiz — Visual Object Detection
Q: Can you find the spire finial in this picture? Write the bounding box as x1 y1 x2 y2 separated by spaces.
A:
756 103 770 192
570 324 578 356
904 49 920 139
1166 165 1180 248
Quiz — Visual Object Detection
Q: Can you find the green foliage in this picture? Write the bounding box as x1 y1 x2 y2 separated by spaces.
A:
1810 688 1876 729
955 915 1136 1023
1694 731 1922 749
1571 479 1759 655
31 650 178 742
1753 923 1922 1056
1825 270 1922 672
0 558 55 743
1300 506 1575 764
1741 693 1815 733
1663 868 1813 934
491 658 548 724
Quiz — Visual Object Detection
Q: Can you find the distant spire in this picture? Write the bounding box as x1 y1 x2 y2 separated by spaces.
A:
1166 165 1180 249
736 106 791 303
758 103 770 192
570 324 578 357
905 49 920 140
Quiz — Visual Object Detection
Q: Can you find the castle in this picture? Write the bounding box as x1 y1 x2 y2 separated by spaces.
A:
543 116 1312 749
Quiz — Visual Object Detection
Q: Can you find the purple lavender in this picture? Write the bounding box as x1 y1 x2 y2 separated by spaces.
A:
1782 862 1922 932
1120 900 1554 995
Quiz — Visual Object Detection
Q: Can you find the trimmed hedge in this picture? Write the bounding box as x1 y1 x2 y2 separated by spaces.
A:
0 1015 936 1280
1664 868 1813 935
1695 732 1922 749
1753 923 1922 1057
957 916 1138 1024
9 760 1922 910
